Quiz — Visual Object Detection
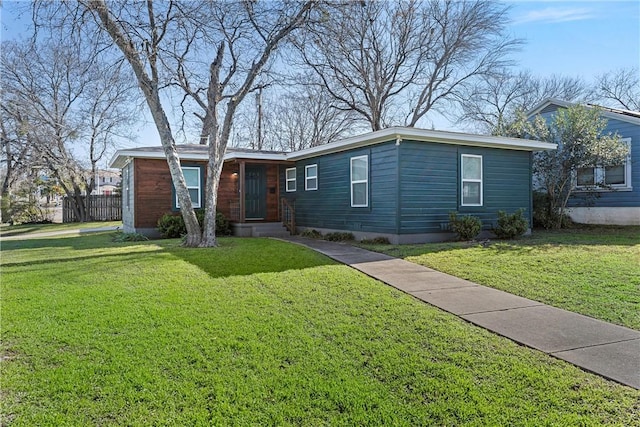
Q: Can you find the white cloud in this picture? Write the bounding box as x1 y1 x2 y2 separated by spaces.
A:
514 7 596 24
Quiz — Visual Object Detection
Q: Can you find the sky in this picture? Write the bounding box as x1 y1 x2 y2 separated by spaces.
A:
1 0 639 152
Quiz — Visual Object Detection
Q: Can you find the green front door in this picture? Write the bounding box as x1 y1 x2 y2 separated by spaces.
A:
245 165 267 220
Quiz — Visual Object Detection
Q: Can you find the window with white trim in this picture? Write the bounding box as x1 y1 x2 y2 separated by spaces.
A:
305 164 317 191
575 138 632 190
285 167 296 192
461 154 482 206
176 166 201 208
350 155 368 207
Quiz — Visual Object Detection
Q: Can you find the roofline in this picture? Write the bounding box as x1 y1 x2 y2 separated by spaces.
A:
109 127 556 168
287 127 555 160
109 148 287 168
527 98 640 126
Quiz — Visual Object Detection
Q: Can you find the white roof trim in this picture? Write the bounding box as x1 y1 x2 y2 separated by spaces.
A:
528 98 640 126
287 127 555 160
109 148 286 168
109 126 555 168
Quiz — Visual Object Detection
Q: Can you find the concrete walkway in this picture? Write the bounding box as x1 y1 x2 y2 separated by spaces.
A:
1 226 120 241
281 236 640 389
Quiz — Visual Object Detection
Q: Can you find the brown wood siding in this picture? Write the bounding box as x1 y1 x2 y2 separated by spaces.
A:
218 163 240 220
133 158 280 228
265 164 279 221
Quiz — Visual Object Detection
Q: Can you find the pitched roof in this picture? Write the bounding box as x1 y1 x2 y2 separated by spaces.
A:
109 127 556 168
527 98 640 126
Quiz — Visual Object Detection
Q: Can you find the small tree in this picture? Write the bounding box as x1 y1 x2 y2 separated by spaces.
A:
504 105 629 229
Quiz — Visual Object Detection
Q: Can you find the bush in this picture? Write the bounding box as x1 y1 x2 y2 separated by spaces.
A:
448 212 482 241
493 209 528 239
360 236 390 245
300 229 323 239
157 210 232 238
533 191 572 230
324 232 355 242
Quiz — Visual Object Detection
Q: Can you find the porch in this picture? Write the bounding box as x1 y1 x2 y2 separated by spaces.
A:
218 159 295 237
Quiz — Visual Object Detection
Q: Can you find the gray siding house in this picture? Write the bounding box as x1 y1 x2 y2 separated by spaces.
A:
110 127 555 242
528 99 640 225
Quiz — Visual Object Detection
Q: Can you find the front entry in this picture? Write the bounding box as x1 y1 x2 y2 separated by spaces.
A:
244 165 267 220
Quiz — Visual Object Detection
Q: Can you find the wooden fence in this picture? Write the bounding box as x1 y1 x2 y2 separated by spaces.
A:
63 195 122 223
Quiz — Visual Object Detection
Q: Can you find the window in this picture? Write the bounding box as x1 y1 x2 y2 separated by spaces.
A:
285 167 297 192
350 155 368 207
305 164 318 191
575 138 632 190
461 154 482 206
176 166 201 208
576 167 595 187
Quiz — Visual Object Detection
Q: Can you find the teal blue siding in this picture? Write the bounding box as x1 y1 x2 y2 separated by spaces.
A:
281 143 399 233
282 139 534 236
539 106 640 208
398 142 532 233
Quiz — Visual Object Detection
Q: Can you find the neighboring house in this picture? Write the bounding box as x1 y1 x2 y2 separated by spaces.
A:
528 99 640 225
92 169 122 196
109 127 555 243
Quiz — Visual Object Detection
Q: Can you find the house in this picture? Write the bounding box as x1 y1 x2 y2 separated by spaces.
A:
527 99 640 225
92 169 121 196
109 127 555 243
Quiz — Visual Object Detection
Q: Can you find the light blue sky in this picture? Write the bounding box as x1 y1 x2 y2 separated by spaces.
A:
506 1 639 77
1 1 639 147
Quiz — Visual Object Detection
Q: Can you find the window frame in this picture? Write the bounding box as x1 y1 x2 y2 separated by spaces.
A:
461 154 483 207
350 155 369 208
574 138 632 191
175 166 202 209
285 167 297 192
305 164 318 191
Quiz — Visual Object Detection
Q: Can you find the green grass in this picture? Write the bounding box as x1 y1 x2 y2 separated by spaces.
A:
360 226 640 330
2 234 639 425
0 221 121 237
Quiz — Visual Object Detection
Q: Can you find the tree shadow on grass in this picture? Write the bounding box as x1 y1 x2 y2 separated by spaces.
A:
2 234 335 280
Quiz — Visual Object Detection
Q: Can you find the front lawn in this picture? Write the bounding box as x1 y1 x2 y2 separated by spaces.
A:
2 234 638 425
360 226 640 330
0 221 121 237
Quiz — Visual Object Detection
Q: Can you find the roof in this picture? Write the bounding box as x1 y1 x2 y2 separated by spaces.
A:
527 98 640 126
109 145 287 168
109 127 556 168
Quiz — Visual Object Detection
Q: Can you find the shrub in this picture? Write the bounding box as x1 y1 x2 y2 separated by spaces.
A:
324 232 355 242
532 191 572 230
493 209 528 239
360 236 390 245
112 232 149 242
448 212 482 241
300 229 323 239
157 210 232 238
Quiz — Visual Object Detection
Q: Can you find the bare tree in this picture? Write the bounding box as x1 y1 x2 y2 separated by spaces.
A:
594 67 640 111
1 39 137 222
458 70 590 134
37 0 315 246
296 0 519 131
268 84 362 151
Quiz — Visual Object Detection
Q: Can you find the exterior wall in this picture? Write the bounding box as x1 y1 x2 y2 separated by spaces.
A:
282 139 533 241
131 158 279 235
218 162 240 221
398 141 533 233
281 142 399 234
122 161 135 233
264 163 281 222
538 106 640 212
566 207 640 226
133 158 195 229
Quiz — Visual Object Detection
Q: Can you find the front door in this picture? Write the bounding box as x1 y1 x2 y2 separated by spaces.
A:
244 165 266 220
